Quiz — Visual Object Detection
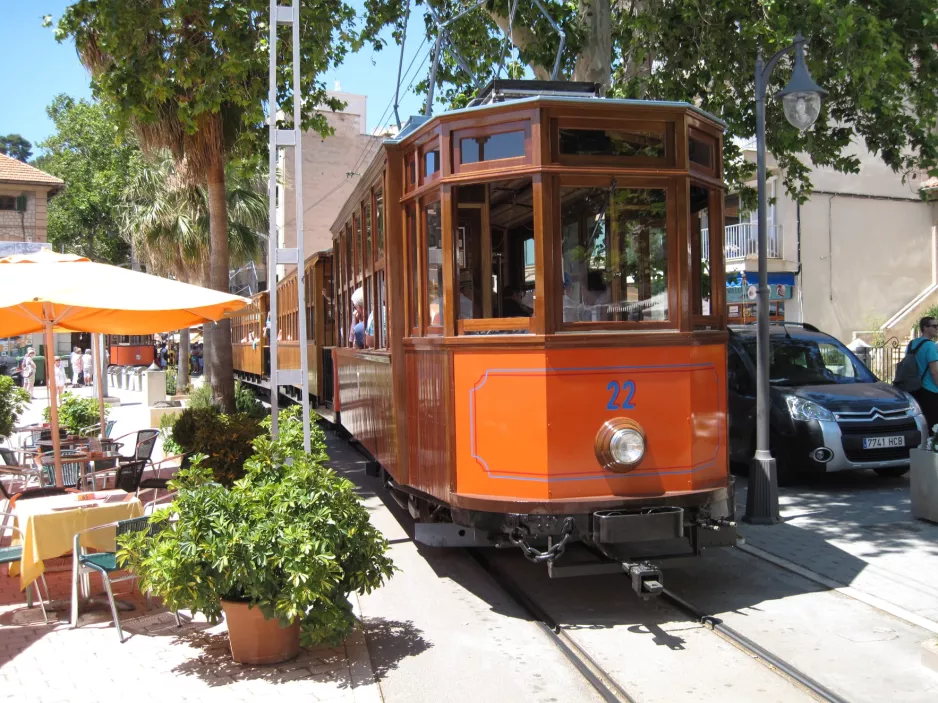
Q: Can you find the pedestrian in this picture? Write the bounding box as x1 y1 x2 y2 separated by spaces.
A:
909 316 938 432
349 287 365 349
53 357 67 403
21 348 36 399
70 346 83 386
82 348 93 386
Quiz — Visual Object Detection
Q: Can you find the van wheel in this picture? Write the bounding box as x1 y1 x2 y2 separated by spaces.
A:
874 467 909 478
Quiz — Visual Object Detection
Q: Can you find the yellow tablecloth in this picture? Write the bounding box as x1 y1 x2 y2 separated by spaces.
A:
11 490 143 590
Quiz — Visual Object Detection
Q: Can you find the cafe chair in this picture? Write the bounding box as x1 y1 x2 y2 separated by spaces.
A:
137 454 189 503
0 512 50 624
38 450 87 489
0 448 45 486
71 515 179 642
112 460 147 493
112 429 160 469
78 420 117 439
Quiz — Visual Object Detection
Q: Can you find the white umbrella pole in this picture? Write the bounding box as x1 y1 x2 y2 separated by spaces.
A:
96 333 106 439
42 315 64 488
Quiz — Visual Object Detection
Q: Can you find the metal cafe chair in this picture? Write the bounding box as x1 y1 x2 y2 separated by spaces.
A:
112 429 160 468
38 450 87 490
137 454 189 503
71 515 180 642
0 512 49 624
78 420 117 439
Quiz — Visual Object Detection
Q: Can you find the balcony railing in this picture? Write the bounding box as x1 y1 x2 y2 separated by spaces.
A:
702 223 782 262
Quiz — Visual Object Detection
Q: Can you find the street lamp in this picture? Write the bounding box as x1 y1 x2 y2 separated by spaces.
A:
745 33 827 524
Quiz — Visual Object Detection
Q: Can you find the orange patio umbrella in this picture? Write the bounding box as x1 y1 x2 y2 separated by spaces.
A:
0 249 249 487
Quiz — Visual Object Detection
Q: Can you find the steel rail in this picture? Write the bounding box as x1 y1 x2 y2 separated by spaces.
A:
468 551 636 703
660 588 850 703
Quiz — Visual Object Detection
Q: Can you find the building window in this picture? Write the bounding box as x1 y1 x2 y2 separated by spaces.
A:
0 196 16 211
460 131 525 164
559 185 669 324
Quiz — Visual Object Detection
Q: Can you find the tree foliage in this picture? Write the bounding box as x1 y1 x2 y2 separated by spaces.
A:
120 150 266 285
396 0 938 199
32 95 141 265
0 134 32 162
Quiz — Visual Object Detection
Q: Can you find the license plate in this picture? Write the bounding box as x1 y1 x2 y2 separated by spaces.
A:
863 436 905 449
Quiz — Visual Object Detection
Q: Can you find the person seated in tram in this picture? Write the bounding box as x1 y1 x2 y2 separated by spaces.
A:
584 271 610 321
459 279 475 319
349 287 366 349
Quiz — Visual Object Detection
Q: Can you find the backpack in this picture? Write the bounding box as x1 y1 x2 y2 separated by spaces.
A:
893 338 930 392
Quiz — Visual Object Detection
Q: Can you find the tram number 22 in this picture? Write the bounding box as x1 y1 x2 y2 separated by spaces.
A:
606 380 636 410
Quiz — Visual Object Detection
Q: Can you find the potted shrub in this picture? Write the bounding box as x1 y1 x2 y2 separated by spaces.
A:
42 392 107 436
118 408 394 664
170 406 264 486
911 426 938 523
0 375 30 442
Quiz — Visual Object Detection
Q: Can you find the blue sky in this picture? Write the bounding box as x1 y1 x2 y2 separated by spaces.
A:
0 1 435 154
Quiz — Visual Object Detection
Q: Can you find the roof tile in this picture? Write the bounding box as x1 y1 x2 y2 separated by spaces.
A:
0 153 64 187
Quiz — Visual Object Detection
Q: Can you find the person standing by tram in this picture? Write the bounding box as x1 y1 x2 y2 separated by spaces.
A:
21 348 36 399
349 287 365 349
907 316 938 431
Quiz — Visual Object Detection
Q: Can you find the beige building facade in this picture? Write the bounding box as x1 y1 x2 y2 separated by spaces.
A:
722 141 937 344
279 90 383 280
0 153 63 254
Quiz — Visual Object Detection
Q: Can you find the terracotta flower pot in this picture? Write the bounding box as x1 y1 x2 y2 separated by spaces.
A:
221 599 300 665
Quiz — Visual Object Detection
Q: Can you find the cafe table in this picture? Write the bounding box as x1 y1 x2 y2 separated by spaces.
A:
10 489 143 591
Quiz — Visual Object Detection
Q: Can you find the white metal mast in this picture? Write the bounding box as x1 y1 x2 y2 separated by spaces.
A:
268 0 312 451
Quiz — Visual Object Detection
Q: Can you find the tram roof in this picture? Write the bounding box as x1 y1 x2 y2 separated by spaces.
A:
385 94 727 145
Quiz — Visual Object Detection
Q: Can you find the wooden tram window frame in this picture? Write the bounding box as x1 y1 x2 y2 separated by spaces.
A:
452 120 532 175
687 124 720 180
422 193 444 337
419 137 442 187
404 203 421 337
551 117 675 169
689 181 726 330
553 173 680 332
404 149 418 193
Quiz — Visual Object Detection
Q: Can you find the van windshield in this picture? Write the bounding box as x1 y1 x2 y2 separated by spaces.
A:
741 337 876 386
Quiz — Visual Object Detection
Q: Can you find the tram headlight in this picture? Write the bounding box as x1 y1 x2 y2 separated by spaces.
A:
594 418 646 472
610 428 645 465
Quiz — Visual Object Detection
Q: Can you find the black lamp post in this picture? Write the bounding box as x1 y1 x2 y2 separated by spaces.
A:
745 33 827 524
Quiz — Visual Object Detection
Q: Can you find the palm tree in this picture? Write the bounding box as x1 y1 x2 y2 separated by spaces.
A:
122 151 266 392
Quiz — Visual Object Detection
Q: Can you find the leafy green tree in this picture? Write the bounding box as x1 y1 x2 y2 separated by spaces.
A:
32 95 141 265
50 0 403 412
0 134 32 162
398 1 938 199
122 150 266 391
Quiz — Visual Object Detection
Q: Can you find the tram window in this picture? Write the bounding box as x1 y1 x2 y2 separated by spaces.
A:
375 188 385 260
424 149 440 178
689 134 715 170
425 200 444 332
559 186 668 323
559 127 665 159
406 206 419 333
455 177 535 332
690 185 713 317
364 201 372 272
355 215 363 281
375 270 387 349
406 154 416 188
461 131 525 164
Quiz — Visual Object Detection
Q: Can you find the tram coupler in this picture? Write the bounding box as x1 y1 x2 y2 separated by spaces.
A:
625 562 664 599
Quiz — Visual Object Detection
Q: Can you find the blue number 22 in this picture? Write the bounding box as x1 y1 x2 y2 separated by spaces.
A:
606 380 636 410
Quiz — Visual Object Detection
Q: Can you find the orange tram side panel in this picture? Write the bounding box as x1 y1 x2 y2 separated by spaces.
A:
453 344 727 502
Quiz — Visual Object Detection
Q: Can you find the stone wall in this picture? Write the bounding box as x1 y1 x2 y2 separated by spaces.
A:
0 185 48 243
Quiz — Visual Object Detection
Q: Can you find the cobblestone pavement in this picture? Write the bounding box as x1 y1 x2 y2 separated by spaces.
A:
735 471 938 626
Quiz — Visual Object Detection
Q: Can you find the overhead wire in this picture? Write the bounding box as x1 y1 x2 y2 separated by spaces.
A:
308 41 433 211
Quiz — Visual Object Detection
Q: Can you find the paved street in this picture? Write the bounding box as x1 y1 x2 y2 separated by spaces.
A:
735 471 938 626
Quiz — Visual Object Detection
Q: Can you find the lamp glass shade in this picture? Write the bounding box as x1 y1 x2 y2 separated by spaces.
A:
782 91 822 131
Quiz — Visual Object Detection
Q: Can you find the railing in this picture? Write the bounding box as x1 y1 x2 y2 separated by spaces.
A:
702 224 782 261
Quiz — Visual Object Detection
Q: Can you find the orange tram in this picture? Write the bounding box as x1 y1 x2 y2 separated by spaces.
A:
231 81 737 593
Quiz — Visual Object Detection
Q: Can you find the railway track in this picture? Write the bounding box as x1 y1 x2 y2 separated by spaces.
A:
469 549 850 703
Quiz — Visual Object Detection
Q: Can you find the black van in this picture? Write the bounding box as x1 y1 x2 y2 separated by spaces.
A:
728 323 926 482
